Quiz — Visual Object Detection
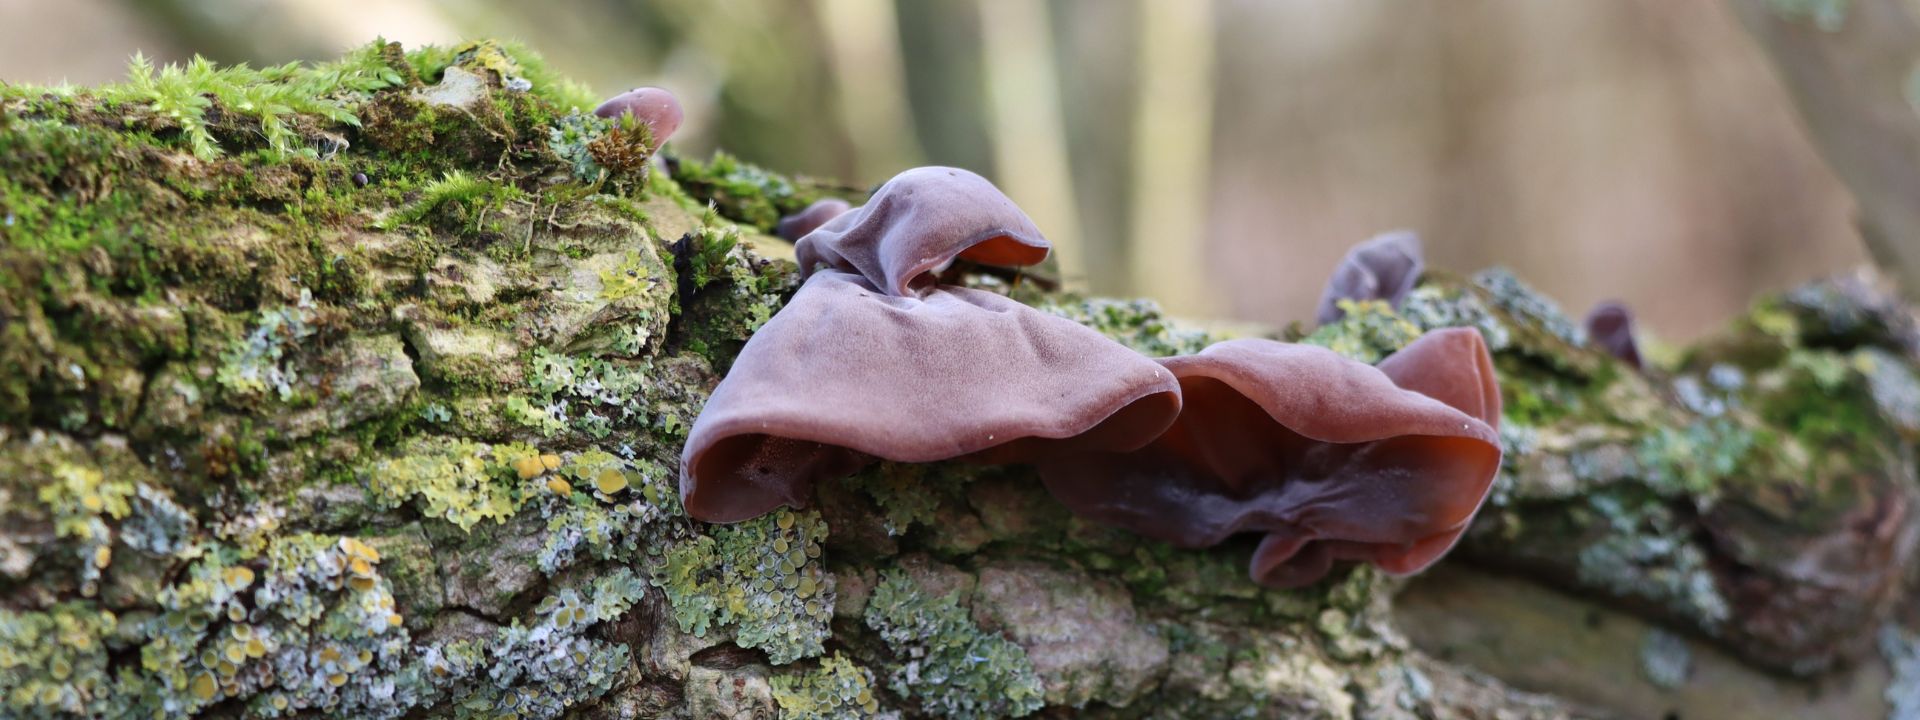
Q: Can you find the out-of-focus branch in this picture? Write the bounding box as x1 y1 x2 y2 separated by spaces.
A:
1127 0 1218 316
1730 0 1920 299
815 0 924 185
977 0 1086 286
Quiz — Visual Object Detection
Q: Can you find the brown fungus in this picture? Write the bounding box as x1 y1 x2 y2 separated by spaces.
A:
593 86 684 145
1039 328 1502 588
795 166 1049 297
1584 301 1642 369
775 198 853 242
680 167 1180 523
1315 230 1425 325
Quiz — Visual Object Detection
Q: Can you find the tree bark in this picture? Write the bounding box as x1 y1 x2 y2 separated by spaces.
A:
1 39 1916 720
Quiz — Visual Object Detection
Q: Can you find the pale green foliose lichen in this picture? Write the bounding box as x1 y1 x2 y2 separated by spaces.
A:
863 570 1044 720
1300 298 1422 363
771 652 883 719
651 509 834 665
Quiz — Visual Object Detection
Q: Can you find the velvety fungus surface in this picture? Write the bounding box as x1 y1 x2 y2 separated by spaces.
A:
1040 330 1501 588
776 198 853 242
593 86 684 145
681 166 1179 523
1316 231 1425 325
794 166 1049 297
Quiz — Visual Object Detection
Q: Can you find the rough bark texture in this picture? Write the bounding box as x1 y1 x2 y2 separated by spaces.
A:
2 39 1918 720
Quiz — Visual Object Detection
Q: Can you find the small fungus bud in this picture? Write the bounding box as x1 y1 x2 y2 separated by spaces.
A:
594 86 684 146
775 198 853 242
1584 301 1643 369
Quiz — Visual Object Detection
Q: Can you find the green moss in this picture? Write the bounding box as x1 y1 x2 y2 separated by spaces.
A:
671 150 831 230
863 570 1044 720
650 509 834 664
772 652 883 719
375 170 525 232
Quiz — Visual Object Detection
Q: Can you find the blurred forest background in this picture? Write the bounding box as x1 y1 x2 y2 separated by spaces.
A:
0 0 1885 341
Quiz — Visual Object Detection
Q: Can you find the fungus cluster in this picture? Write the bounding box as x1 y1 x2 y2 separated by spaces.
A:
679 169 1504 588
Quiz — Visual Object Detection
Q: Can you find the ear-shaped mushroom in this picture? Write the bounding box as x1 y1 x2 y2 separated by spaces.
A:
1038 331 1501 588
775 198 853 242
1584 301 1642 369
1315 231 1425 325
794 166 1049 297
594 86 684 145
1250 327 1504 586
682 166 1180 523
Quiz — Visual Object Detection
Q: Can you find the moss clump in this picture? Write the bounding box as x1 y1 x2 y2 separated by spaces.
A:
771 652 883 719
374 170 525 233
863 570 1044 720
670 150 834 230
100 49 400 160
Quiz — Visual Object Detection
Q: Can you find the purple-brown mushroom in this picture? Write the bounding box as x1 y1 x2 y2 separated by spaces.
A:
1038 328 1502 588
594 86 684 146
680 167 1181 523
775 198 853 242
1584 301 1642 369
1315 230 1425 325
795 167 1049 297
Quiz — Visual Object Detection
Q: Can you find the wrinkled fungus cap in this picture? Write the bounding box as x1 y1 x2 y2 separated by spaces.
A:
1316 231 1425 325
795 166 1049 297
681 166 1179 523
775 198 854 242
1040 330 1501 588
593 86 684 145
1584 301 1642 369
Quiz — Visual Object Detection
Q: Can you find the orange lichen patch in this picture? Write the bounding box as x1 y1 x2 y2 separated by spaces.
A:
540 453 563 471
339 537 381 563
512 454 547 480
225 565 256 588
547 477 574 495
93 545 111 569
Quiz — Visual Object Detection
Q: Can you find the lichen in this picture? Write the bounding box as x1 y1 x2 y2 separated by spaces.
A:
364 438 525 531
1299 298 1421 363
1471 267 1581 347
0 602 117 718
1036 296 1217 356
863 569 1044 720
1639 628 1692 689
651 509 834 665
513 349 655 439
771 653 883 719
34 459 135 596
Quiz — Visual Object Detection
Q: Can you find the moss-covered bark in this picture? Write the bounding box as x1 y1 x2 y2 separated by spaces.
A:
1 39 1914 720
